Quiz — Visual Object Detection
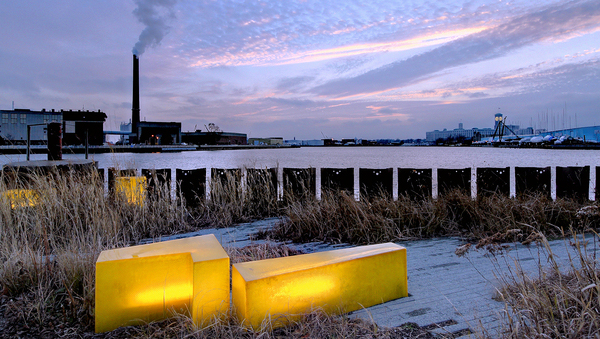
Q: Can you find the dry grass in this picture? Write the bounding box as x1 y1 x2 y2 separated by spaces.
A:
0 167 197 336
188 168 281 228
93 308 433 339
271 189 593 245
494 232 600 338
1 166 598 338
227 242 303 263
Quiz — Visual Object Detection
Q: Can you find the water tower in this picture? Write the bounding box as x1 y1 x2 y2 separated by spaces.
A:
494 113 503 129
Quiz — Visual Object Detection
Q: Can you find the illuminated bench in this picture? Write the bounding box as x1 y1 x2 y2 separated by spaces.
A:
115 176 147 205
95 234 230 333
232 243 407 329
1 189 38 209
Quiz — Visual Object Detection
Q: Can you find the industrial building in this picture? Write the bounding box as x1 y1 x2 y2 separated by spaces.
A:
129 55 183 145
426 114 534 142
136 121 181 145
284 139 325 146
182 130 247 145
425 123 495 142
248 137 283 146
62 109 108 145
0 108 106 145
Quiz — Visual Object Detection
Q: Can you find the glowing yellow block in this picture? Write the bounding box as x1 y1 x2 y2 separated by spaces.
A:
232 243 407 329
115 176 147 205
1 189 39 209
95 234 230 333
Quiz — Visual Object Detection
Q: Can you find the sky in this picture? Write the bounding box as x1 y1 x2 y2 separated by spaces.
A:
1 0 599 140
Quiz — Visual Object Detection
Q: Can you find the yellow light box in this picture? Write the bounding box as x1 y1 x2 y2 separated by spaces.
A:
232 243 407 329
115 176 147 205
1 189 39 209
95 234 230 333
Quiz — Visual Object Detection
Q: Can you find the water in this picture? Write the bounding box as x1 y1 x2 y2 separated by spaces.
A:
1 146 597 169
1 147 598 199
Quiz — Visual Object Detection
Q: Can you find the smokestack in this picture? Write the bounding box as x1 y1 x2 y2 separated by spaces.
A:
132 54 140 143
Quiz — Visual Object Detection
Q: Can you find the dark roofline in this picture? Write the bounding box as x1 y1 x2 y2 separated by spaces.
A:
140 121 182 125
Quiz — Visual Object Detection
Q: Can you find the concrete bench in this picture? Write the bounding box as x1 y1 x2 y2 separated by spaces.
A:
95 234 229 333
232 242 407 329
1 189 38 209
114 176 147 205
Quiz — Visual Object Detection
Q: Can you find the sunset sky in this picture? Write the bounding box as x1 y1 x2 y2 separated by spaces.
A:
1 0 599 139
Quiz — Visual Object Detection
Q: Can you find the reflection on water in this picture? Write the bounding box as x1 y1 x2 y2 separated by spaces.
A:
1 147 597 169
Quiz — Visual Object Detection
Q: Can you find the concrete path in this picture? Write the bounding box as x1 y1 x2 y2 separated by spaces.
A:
142 218 599 338
366 235 598 338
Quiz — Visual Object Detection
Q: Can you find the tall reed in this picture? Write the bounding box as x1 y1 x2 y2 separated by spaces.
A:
495 232 600 338
0 167 193 334
272 189 593 245
189 167 281 227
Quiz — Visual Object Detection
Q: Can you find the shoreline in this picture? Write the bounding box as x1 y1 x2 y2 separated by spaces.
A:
2 142 600 155
0 144 299 154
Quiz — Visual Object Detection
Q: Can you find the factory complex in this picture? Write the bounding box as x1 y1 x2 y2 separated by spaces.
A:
0 55 248 148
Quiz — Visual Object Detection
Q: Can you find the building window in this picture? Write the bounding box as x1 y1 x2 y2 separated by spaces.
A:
65 121 76 133
2 113 8 124
10 114 17 124
43 115 49 124
20 114 26 124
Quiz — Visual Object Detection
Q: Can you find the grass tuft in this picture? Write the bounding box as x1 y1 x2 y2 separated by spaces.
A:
496 232 600 338
270 189 594 245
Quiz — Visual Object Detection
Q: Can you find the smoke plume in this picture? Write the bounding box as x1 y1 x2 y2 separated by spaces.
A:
132 0 177 56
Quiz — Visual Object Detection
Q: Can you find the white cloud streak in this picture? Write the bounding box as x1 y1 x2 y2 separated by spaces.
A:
311 0 600 98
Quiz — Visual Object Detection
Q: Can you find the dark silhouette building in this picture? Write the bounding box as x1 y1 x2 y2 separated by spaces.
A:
0 108 106 145
182 130 246 145
137 121 182 145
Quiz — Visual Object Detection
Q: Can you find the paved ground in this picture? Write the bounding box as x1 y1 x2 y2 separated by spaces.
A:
142 218 599 338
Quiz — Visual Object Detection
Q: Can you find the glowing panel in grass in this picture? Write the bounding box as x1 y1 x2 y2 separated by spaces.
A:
95 234 230 333
115 176 147 205
232 243 407 329
1 189 38 209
